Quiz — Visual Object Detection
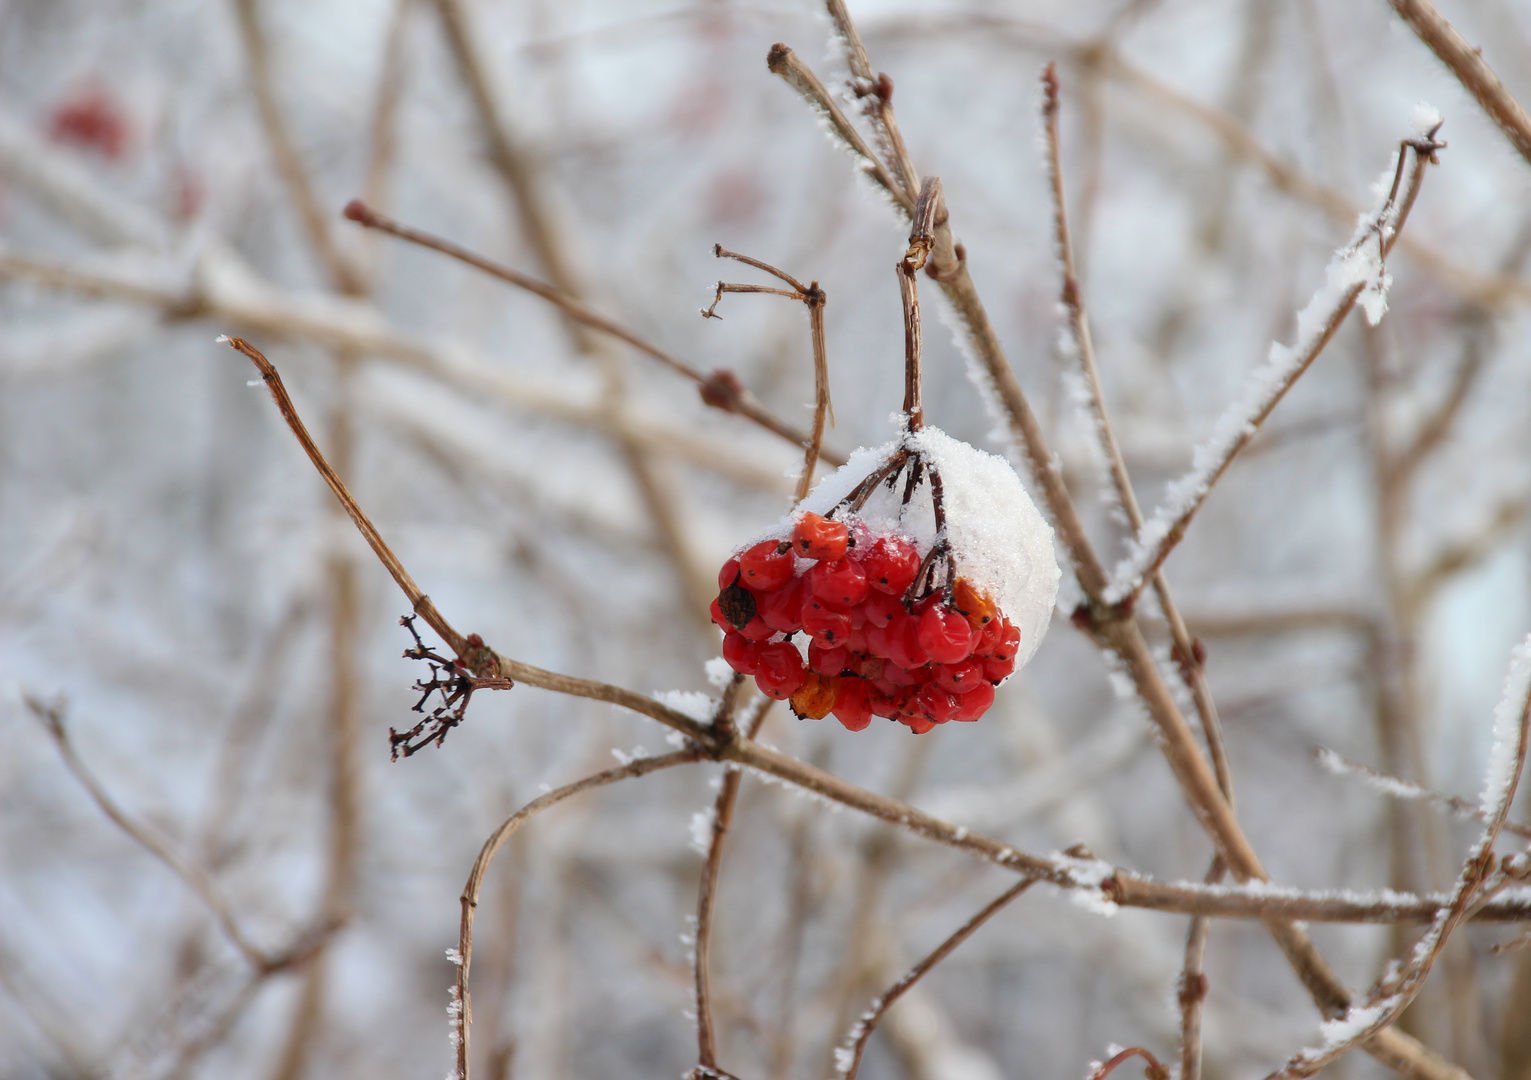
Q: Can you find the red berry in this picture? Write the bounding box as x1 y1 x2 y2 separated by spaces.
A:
982 654 1017 682
899 713 937 734
710 597 731 633
832 678 873 731
808 640 850 676
791 672 840 719
801 598 853 647
935 660 983 694
917 684 961 724
985 621 1021 663
863 621 894 660
722 632 761 675
739 614 775 641
739 540 794 591
843 621 870 654
718 557 742 591
917 604 976 665
758 575 806 634
754 642 806 699
867 684 900 719
882 662 921 688
808 558 868 608
954 681 996 722
792 512 848 561
861 588 905 629
882 613 929 671
862 536 920 595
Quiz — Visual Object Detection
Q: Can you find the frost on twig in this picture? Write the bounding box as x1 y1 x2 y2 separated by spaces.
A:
1266 632 1531 1078
1106 113 1445 605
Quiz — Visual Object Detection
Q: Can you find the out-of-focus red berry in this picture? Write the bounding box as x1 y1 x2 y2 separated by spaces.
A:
808 641 849 676
791 672 839 719
917 604 976 665
792 512 848 561
48 87 131 159
808 557 868 608
832 678 873 731
754 642 806 699
801 598 853 647
954 682 996 722
758 575 805 634
935 659 983 694
862 536 920 595
740 540 794 591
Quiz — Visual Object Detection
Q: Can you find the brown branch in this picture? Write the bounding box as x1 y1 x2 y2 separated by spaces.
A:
693 686 770 1072
701 244 834 501
836 877 1036 1080
1109 127 1443 605
765 44 914 216
233 0 365 296
1041 63 1233 803
1267 648 1531 1078
1388 0 1531 168
342 201 837 463
898 178 939 432
1317 747 1531 841
223 336 466 657
455 750 707 1080
20 692 313 974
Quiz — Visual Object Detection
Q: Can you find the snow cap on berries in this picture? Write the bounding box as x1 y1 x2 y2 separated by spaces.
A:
793 427 1060 670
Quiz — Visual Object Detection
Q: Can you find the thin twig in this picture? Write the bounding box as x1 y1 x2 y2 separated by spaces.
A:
824 0 919 200
455 749 706 1080
1388 0 1531 167
701 245 833 502
1266 643 1531 1078
693 689 771 1071
223 336 467 658
22 692 269 970
898 178 939 432
1109 126 1443 606
835 877 1036 1080
233 0 365 296
342 201 835 462
1316 747 1531 843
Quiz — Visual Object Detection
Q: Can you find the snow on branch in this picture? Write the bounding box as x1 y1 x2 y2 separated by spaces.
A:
1266 632 1531 1079
1104 113 1445 605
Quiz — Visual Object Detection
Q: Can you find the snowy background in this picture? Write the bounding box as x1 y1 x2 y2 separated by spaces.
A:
2 1 1530 1079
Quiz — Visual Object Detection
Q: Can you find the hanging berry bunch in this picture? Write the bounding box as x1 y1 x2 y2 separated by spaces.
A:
712 427 1058 733
709 179 1058 733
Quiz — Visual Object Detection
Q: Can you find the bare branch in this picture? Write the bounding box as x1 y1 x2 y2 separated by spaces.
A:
455 750 707 1080
343 201 837 463
1108 126 1444 605
700 245 833 502
835 877 1036 1080
22 692 271 971
1388 0 1531 167
233 0 365 296
1316 747 1531 841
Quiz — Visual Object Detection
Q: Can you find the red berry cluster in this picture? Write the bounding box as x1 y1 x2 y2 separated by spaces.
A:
712 512 1020 733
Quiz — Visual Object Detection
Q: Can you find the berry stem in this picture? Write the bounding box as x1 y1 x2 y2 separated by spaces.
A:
900 177 941 433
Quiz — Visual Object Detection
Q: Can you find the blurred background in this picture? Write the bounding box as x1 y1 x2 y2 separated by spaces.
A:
2 1 1530 1078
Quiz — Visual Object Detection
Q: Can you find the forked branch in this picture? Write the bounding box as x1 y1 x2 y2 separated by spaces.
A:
701 245 831 502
